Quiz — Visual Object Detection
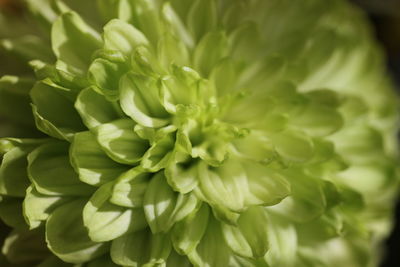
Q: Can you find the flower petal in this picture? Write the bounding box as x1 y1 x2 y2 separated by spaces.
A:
75 87 123 129
222 206 269 258
52 12 101 74
30 81 85 140
23 186 72 229
83 183 147 242
143 172 199 233
171 204 209 255
103 19 149 56
110 228 171 266
46 199 109 264
111 168 151 208
70 131 129 186
27 142 95 196
119 72 169 128
94 119 149 165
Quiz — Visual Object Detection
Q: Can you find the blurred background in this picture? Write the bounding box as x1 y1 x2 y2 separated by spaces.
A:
349 1 400 266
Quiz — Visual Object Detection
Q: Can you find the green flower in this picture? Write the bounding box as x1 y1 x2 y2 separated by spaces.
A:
0 0 399 266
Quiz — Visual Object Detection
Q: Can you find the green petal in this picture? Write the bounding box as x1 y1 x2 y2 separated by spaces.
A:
222 206 269 258
268 171 326 222
46 199 109 264
0 197 27 230
23 186 72 229
37 256 72 267
30 60 90 90
103 19 149 56
270 129 314 163
85 255 120 267
172 204 209 255
296 210 343 245
83 183 147 242
264 214 297 267
165 249 192 267
164 153 199 194
157 32 190 70
26 0 68 32
1 35 55 62
187 0 217 42
70 131 129 186
229 22 263 62
127 0 161 45
0 76 35 127
243 162 291 207
193 31 229 77
94 119 149 165
88 54 129 101
159 66 203 113
110 168 151 208
75 87 123 129
197 161 247 212
119 73 169 128
30 81 85 140
141 133 175 172
2 229 49 264
51 12 101 74
110 229 171 267
188 217 235 267
0 146 31 197
161 2 194 49
143 172 199 233
28 142 95 196
291 102 343 137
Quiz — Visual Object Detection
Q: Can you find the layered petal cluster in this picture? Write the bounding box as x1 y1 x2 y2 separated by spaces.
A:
0 0 399 266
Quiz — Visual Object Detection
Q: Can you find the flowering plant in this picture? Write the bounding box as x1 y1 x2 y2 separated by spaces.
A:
0 0 399 266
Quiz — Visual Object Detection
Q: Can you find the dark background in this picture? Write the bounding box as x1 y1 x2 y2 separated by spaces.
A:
350 0 400 266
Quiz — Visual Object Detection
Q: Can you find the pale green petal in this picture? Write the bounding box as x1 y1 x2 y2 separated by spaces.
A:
88 56 129 101
197 161 247 212
119 72 169 128
193 31 229 77
46 199 109 264
0 197 26 230
111 168 151 208
0 147 31 197
270 129 314 163
143 172 199 233
51 12 101 74
164 153 199 194
141 133 175 172
1 35 55 62
161 2 194 49
187 0 217 42
172 204 209 255
110 229 171 267
30 81 85 140
75 87 123 129
188 217 236 267
83 183 147 242
70 131 129 186
0 76 35 128
103 19 149 56
2 229 49 264
222 206 269 258
264 213 297 267
243 162 291 207
94 119 149 165
23 186 72 229
28 142 95 196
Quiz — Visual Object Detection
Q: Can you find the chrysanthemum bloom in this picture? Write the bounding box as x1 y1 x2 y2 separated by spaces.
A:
0 0 399 266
